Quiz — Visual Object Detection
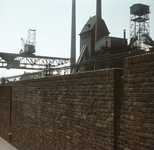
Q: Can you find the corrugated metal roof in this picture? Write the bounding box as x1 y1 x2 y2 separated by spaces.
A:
79 15 109 36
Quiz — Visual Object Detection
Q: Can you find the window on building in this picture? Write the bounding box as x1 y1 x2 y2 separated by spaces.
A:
85 24 91 29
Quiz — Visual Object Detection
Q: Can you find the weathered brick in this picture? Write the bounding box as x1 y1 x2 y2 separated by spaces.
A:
147 139 154 145
143 113 154 119
1 51 154 150
117 52 154 149
143 123 154 129
149 145 154 149
146 108 154 113
133 131 154 139
147 119 154 124
129 135 134 140
133 112 143 117
133 141 144 147
0 69 123 150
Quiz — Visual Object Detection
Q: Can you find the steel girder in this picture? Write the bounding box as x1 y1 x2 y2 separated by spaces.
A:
0 52 70 70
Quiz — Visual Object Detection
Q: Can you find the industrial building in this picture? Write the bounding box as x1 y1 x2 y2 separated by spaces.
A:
0 1 154 150
0 0 154 83
71 0 154 73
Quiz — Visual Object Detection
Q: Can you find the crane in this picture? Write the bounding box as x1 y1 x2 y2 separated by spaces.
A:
20 28 36 55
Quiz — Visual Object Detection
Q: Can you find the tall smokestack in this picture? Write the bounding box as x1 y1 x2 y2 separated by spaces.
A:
123 29 126 51
70 0 76 73
95 0 103 41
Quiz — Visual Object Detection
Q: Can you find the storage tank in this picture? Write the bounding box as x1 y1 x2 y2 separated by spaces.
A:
130 3 149 16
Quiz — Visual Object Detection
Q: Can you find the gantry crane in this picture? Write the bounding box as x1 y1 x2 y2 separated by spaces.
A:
20 28 36 55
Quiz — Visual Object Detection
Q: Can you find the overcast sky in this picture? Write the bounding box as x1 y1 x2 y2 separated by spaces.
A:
0 0 154 78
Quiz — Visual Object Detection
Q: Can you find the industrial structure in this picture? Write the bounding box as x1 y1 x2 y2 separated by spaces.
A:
70 0 76 73
1 0 154 83
72 1 154 73
0 26 70 80
129 3 154 50
73 0 128 72
0 52 70 70
20 28 36 55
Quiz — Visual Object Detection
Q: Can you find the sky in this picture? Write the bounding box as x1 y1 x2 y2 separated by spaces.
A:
0 0 154 78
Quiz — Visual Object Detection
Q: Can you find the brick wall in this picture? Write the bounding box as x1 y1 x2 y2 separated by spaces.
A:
8 68 122 150
117 52 154 150
1 52 154 150
0 85 12 142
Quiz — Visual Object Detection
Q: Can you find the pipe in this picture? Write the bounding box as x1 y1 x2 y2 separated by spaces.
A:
123 29 126 40
95 0 102 41
123 29 126 51
70 0 76 73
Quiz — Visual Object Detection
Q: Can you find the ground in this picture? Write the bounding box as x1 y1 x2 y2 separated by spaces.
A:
0 137 17 150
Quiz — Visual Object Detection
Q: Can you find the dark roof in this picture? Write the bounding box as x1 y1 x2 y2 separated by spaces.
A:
130 3 149 16
79 15 110 36
79 16 96 35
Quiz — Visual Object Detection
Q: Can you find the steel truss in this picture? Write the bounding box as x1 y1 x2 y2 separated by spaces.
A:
130 13 150 50
0 50 146 84
0 65 70 84
0 52 70 70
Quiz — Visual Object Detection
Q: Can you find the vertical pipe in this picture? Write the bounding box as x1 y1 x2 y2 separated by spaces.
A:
70 0 76 73
96 0 102 19
95 0 102 41
123 29 126 51
9 86 12 141
123 29 126 40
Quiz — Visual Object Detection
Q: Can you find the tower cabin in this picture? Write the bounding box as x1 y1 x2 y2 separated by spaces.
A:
75 0 127 73
79 16 109 60
75 0 109 73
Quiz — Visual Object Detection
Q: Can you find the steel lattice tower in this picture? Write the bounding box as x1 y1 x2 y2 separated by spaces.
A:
27 28 36 46
130 4 150 50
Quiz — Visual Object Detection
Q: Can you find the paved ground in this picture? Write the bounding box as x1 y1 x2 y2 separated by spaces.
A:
0 137 17 150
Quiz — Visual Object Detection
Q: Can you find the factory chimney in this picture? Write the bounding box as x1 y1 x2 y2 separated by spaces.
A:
95 0 103 41
123 29 126 51
70 0 76 73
